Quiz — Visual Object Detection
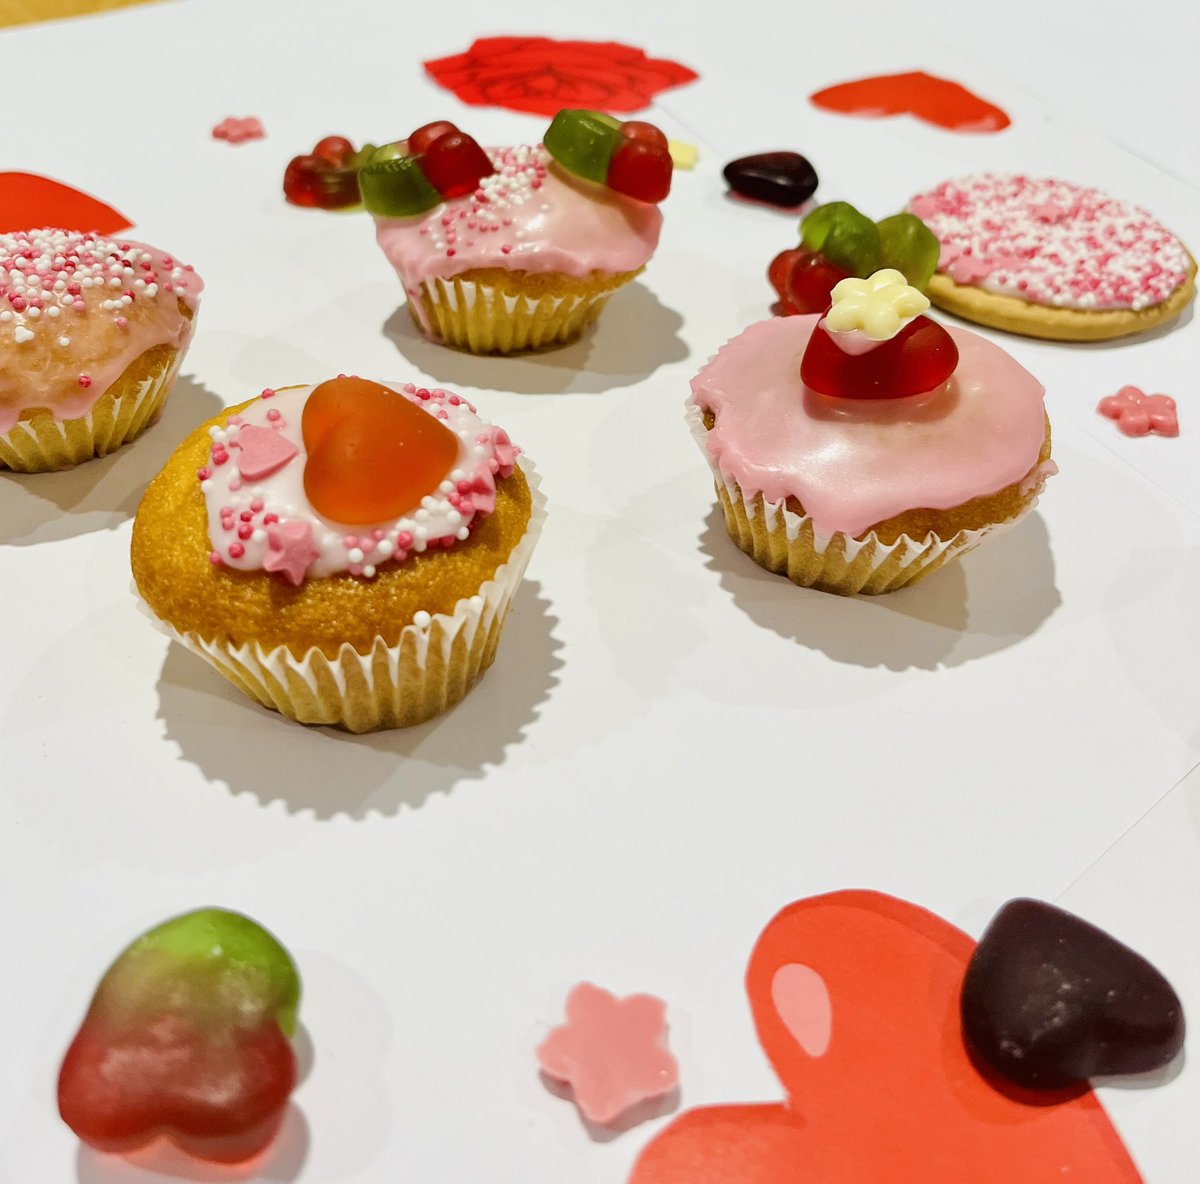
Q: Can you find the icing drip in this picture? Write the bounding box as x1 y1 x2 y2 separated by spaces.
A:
200 383 518 583
909 174 1190 311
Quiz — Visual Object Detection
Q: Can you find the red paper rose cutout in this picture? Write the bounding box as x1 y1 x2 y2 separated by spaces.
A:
424 36 698 117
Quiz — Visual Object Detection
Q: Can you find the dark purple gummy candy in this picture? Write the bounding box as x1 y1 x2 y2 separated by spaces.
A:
961 899 1185 1090
723 151 818 207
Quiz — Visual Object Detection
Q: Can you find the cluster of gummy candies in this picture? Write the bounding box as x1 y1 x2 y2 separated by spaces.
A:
282 109 675 214
769 201 940 315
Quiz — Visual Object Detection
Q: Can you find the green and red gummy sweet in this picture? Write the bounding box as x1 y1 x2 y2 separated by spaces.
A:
58 908 301 1164
543 109 673 203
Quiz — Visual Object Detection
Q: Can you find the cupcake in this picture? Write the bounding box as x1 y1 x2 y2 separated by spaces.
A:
690 270 1054 596
132 377 543 731
364 113 669 354
0 228 201 471
908 174 1196 341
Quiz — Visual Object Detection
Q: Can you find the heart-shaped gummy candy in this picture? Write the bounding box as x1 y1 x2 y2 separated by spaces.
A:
302 377 460 525
961 899 1185 1090
57 908 300 1164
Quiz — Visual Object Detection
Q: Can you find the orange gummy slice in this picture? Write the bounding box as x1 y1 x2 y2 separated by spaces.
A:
301 377 459 525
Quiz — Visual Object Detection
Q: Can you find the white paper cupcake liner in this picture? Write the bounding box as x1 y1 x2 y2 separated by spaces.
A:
150 461 546 732
0 350 183 472
686 403 1038 595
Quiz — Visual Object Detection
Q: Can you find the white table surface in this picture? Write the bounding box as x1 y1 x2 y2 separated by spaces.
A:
1 2 1197 1182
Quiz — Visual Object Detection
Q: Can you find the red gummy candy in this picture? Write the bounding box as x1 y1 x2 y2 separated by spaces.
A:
283 146 360 209
408 120 460 157
607 137 672 203
783 248 851 315
420 131 494 198
620 120 670 149
769 247 807 313
800 314 959 399
312 136 355 166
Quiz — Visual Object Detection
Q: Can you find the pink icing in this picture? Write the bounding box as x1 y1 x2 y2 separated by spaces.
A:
536 982 679 1127
690 315 1048 539
908 174 1190 311
0 228 202 434
374 145 661 287
199 382 518 584
1098 385 1178 438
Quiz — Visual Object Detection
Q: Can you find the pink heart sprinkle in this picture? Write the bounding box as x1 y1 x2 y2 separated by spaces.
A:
232 424 298 480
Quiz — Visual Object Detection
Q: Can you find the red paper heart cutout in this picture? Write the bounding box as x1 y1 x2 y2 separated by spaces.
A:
811 71 1011 133
629 892 1142 1184
301 377 459 525
0 172 132 234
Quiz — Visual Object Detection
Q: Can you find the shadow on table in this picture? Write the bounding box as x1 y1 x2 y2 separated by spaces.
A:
0 377 222 546
698 506 1060 671
155 581 562 818
381 280 687 395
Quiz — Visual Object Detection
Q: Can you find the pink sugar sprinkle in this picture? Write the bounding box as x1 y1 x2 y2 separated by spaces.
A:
263 512 279 525
342 535 358 548
237 524 253 540
209 552 222 566
197 467 211 480
250 497 264 512
266 408 281 421
397 531 413 548
261 388 275 398
240 510 253 521
77 374 92 388
228 542 245 559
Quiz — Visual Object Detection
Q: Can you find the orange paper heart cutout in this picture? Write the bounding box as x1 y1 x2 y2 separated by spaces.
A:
811 71 1011 133
630 892 1142 1184
0 172 132 234
301 377 459 525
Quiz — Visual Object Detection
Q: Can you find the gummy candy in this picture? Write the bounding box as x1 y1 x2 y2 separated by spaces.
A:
544 109 623 184
784 249 852 315
283 136 377 209
302 376 460 524
800 202 881 277
359 155 442 217
801 314 958 399
407 119 460 156
420 130 495 199
723 151 819 207
544 109 673 201
876 213 940 291
57 908 300 1164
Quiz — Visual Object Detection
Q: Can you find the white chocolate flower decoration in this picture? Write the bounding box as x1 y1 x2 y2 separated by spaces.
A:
824 268 930 340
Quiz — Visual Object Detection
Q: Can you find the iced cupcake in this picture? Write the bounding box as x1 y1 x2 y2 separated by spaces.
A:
0 228 201 471
132 377 543 731
690 270 1054 595
365 114 669 353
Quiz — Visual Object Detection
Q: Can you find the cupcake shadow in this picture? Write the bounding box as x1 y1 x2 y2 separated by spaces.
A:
154 582 563 818
699 506 1060 671
0 376 223 546
381 280 687 395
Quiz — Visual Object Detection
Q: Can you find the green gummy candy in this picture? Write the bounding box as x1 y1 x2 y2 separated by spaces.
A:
359 155 441 218
99 908 301 1037
876 213 940 291
543 109 622 184
800 201 881 277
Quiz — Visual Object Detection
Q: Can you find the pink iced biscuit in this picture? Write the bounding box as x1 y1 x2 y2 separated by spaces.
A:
537 983 679 1127
691 315 1050 540
908 174 1191 311
0 228 202 434
374 144 662 287
1098 385 1178 438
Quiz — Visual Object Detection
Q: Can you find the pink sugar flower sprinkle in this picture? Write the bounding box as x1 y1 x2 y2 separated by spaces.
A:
212 116 266 144
1097 385 1178 438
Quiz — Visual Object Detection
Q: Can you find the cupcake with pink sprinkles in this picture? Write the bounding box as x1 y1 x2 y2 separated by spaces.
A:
908 174 1195 341
0 228 202 471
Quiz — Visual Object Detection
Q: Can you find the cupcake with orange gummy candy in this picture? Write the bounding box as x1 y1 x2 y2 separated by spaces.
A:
0 228 201 471
132 376 542 731
365 112 670 354
690 270 1054 595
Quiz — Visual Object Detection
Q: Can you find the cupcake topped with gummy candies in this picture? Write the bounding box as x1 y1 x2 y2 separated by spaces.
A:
0 228 201 471
691 261 1054 596
364 111 670 353
132 376 543 731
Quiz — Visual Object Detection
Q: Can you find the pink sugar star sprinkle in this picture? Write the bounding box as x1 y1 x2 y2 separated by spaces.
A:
536 983 679 1127
1098 385 1179 438
263 520 320 585
212 116 265 144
